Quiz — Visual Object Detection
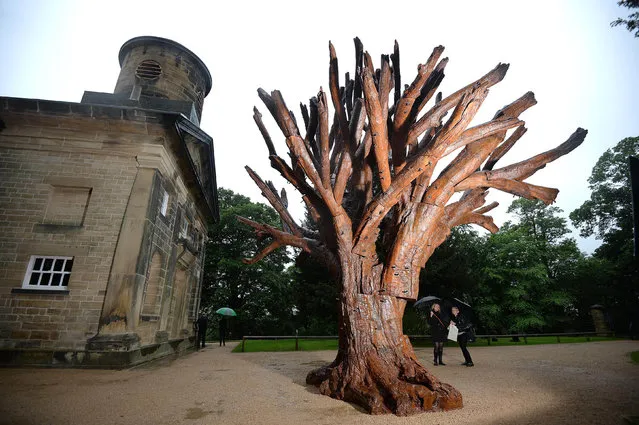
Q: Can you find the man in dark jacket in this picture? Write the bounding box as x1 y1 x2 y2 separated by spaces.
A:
195 314 208 349
451 306 474 367
219 317 227 347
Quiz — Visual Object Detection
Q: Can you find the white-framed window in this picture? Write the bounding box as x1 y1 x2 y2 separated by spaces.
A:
160 190 169 216
22 256 74 290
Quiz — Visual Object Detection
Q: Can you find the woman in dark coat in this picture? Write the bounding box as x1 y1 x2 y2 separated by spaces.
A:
428 303 448 366
451 306 474 367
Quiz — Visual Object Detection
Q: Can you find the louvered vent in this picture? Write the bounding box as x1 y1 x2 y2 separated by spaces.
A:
135 60 162 80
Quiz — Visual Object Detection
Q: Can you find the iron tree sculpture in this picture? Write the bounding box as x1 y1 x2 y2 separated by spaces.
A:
238 38 586 415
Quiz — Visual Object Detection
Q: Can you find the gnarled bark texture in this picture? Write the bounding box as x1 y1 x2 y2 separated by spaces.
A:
238 38 586 415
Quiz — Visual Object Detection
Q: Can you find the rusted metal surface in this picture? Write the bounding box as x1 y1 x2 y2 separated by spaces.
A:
237 38 586 415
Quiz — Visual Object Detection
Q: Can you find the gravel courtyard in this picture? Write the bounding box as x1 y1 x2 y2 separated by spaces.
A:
0 340 637 425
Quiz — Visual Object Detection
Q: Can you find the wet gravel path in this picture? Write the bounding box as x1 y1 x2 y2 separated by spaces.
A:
0 340 637 424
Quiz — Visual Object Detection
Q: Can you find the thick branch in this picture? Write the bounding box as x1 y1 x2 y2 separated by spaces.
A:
285 134 342 214
497 127 587 180
268 155 323 218
237 216 313 253
237 216 337 271
483 125 527 170
241 240 283 265
353 37 364 101
329 42 351 153
442 117 524 157
271 90 300 137
305 98 320 158
474 201 499 215
362 52 392 191
444 190 489 225
455 177 559 204
354 84 493 249
408 63 509 145
392 47 446 171
391 40 401 108
350 99 367 150
253 107 276 156
300 103 310 130
317 89 331 188
379 54 393 121
334 152 352 205
465 212 499 233
393 46 444 141
245 166 301 237
420 91 538 204
457 127 587 191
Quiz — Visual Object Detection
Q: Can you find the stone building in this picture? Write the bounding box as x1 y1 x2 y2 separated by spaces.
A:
0 36 219 367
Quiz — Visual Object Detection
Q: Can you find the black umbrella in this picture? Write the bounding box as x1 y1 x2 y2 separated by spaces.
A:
414 295 441 310
448 297 475 325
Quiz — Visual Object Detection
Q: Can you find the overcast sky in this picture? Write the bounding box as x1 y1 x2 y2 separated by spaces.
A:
1 0 638 253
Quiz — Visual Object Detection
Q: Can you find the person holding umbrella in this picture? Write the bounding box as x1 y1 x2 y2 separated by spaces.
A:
428 303 448 366
215 307 236 347
451 306 474 367
219 317 227 347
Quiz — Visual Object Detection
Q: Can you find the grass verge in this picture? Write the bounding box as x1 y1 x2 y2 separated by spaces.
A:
233 336 619 353
631 350 639 364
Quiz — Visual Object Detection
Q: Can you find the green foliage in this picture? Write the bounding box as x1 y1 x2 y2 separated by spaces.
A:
611 0 639 37
232 338 339 353
420 225 486 298
289 254 339 335
416 225 485 334
570 136 638 259
202 188 295 336
420 199 582 335
570 136 639 333
481 200 581 333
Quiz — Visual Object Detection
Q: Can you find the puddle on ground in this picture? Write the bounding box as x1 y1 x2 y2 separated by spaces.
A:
184 407 210 420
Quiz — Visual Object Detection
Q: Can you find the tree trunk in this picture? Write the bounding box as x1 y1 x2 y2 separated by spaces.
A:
306 256 462 415
240 39 586 416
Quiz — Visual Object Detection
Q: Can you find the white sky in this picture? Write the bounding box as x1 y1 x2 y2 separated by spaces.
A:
1 0 638 253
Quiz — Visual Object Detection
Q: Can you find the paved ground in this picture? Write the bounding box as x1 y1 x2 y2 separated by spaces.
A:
0 340 638 425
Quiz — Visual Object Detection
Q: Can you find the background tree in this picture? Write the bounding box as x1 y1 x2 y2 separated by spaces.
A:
419 225 486 298
291 210 339 335
202 188 295 337
408 226 485 334
611 0 639 37
570 136 639 332
570 137 638 259
239 38 586 415
477 200 581 333
290 257 339 335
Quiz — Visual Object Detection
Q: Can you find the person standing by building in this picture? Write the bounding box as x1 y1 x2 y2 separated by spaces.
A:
428 303 448 366
450 306 474 367
195 313 208 349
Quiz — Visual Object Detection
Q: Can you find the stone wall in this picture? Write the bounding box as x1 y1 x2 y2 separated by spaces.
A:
0 153 138 351
133 170 206 346
0 97 208 359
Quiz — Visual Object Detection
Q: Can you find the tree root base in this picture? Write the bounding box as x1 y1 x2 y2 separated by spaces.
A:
306 357 463 415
